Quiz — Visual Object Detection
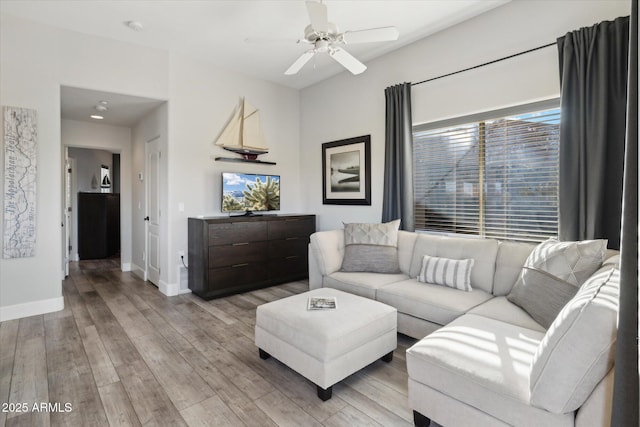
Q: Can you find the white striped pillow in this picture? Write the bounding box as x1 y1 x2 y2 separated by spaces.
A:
417 255 474 291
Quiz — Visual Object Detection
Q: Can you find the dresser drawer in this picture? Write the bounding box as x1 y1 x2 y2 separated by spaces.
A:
268 217 315 240
209 241 268 268
208 221 267 246
268 238 309 259
268 255 308 280
209 262 268 290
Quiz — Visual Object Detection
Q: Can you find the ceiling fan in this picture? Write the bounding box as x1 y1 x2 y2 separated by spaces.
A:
285 1 399 76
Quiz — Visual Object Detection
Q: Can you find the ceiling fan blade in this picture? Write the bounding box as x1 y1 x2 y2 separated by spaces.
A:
329 48 366 75
343 26 399 44
306 1 328 33
244 37 296 45
285 51 315 75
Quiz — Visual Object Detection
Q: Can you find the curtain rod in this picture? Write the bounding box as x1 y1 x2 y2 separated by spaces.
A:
411 42 557 87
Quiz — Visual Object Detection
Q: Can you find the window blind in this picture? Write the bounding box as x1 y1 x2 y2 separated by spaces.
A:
413 102 560 243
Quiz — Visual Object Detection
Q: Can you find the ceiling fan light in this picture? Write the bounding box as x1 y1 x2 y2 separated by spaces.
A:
124 20 144 32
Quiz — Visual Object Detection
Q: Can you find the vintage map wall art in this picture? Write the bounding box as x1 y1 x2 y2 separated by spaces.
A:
3 106 37 258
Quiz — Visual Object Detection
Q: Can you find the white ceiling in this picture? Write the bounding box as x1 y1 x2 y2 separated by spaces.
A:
2 0 510 90
3 0 510 127
60 86 165 127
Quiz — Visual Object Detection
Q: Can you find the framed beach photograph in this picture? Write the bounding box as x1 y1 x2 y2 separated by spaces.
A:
322 135 371 205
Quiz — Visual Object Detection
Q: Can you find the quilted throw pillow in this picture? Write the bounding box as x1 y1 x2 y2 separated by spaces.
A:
507 239 607 328
417 255 474 291
340 220 401 273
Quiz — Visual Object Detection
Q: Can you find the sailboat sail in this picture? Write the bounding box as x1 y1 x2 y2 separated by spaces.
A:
215 98 268 156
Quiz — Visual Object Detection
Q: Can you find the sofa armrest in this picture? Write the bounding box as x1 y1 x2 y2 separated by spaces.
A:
309 230 345 287
308 244 323 290
575 368 614 427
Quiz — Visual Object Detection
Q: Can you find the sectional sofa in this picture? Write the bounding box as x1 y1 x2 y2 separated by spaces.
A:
308 227 619 427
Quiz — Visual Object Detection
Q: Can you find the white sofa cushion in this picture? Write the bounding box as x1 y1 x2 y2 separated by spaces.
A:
467 297 545 333
323 271 410 300
519 239 608 286
409 235 499 294
530 265 619 413
376 279 492 326
407 314 571 426
492 241 535 296
310 229 345 275
397 230 418 275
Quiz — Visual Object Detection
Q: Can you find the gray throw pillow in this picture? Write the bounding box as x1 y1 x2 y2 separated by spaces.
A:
507 239 607 328
340 220 401 273
507 268 578 328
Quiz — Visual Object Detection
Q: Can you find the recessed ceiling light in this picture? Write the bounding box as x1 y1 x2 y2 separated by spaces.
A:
91 115 104 120
124 20 144 32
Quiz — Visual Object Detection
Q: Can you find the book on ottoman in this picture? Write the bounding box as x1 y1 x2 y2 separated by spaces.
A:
307 296 337 310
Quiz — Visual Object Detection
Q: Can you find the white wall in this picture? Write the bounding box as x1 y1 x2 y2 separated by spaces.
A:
64 121 132 269
68 147 113 192
299 0 631 231
0 12 303 318
167 52 302 293
0 14 169 321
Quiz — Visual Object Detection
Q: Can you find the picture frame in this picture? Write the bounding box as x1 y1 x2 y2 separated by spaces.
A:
322 135 371 205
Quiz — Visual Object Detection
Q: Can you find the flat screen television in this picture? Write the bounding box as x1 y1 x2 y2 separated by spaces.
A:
222 172 280 214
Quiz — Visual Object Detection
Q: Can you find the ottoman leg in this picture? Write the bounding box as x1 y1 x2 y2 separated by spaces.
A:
381 351 394 363
259 349 271 360
317 385 332 401
413 410 431 426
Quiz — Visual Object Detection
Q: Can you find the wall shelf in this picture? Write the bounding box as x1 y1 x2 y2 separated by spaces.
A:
215 157 276 165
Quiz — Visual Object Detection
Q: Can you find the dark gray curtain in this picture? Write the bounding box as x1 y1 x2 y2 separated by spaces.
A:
382 83 414 231
612 2 638 426
557 16 630 249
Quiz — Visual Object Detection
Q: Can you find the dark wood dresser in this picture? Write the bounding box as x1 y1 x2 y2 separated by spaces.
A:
188 214 316 300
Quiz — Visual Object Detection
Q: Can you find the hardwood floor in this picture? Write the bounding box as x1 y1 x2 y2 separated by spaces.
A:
0 259 417 427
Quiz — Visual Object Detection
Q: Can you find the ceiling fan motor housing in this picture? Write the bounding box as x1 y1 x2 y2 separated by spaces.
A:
304 23 339 43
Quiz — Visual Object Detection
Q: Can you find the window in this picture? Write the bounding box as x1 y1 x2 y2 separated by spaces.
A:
413 100 560 242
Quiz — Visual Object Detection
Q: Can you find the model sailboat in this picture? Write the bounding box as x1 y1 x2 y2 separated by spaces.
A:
215 98 269 161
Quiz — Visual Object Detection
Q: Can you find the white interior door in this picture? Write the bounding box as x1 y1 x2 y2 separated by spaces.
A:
145 136 161 286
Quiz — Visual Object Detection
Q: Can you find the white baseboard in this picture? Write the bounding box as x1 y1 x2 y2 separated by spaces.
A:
131 263 146 281
0 296 64 322
121 262 132 272
158 280 191 297
158 280 179 296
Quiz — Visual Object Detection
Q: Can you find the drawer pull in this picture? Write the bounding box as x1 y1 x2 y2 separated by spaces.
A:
285 256 299 260
285 237 299 241
232 242 249 246
232 263 249 268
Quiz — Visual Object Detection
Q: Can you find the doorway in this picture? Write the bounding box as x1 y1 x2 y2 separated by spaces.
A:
60 85 166 281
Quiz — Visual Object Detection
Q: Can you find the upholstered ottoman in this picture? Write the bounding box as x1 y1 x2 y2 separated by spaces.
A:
255 287 397 400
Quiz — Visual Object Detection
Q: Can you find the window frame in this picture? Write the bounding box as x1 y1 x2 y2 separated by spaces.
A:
412 98 561 242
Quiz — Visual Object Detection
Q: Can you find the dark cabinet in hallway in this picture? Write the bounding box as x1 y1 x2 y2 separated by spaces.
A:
78 192 120 260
